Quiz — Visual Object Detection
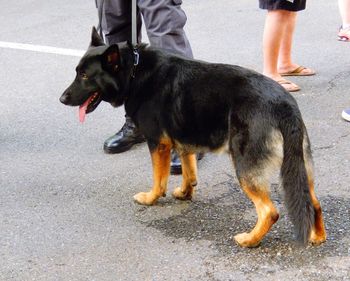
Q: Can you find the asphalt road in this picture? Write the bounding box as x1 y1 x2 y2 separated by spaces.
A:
0 1 349 280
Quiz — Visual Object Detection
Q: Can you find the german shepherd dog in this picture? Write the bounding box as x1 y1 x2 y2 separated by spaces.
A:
60 28 326 247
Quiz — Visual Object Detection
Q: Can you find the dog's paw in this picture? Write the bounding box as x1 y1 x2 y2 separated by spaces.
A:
308 229 327 246
133 192 158 205
234 232 261 248
172 187 193 200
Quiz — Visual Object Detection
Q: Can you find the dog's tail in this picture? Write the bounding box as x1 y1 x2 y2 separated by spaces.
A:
279 114 315 244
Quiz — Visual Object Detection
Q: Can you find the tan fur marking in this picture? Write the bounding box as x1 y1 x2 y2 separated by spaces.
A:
307 176 327 244
234 179 279 247
133 137 172 205
173 153 198 200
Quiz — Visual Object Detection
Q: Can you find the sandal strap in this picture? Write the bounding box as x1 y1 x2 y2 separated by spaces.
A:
275 79 300 92
276 79 293 85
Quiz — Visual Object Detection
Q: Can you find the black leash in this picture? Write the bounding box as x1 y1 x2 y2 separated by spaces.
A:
126 0 141 117
131 0 139 78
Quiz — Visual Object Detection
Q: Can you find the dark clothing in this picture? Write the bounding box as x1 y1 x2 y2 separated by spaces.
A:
95 0 193 58
259 0 306 12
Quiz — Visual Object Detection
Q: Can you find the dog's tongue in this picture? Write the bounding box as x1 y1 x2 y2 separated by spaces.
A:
79 95 94 123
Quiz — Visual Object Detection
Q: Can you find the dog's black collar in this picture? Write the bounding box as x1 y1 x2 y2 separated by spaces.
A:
131 46 139 78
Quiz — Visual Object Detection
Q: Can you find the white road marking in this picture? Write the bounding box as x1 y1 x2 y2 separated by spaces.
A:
0 41 85 57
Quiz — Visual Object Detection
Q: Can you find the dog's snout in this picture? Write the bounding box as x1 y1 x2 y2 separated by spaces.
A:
59 92 71 104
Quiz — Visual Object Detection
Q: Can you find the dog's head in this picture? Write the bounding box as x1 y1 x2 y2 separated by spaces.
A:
60 27 125 122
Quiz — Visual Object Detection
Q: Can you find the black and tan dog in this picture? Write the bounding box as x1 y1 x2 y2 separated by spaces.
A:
60 28 326 247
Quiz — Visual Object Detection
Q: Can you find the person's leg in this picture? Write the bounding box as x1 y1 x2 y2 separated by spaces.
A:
262 10 300 92
96 0 145 154
339 1 350 119
96 0 142 44
262 10 287 81
277 11 315 75
339 0 350 27
138 0 193 58
338 0 350 41
277 11 297 73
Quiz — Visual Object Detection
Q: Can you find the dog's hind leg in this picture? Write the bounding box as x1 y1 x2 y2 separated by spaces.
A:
307 177 327 244
234 176 279 248
231 129 281 247
134 138 172 205
173 153 198 200
303 139 327 245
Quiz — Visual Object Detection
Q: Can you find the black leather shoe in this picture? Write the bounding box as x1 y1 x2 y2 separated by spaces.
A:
170 151 182 175
103 117 145 154
170 151 204 175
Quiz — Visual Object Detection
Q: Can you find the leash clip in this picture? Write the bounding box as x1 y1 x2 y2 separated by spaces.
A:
133 48 139 66
131 46 139 78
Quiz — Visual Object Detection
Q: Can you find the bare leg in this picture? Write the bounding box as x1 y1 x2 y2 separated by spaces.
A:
262 10 300 91
134 138 172 205
339 0 350 27
277 12 315 75
173 153 197 200
262 10 288 80
277 12 299 73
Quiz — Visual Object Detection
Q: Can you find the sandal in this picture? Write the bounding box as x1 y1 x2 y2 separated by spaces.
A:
338 26 350 42
276 79 300 92
279 66 315 77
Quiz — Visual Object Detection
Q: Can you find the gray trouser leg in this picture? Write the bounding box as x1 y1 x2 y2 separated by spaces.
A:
138 0 193 58
95 0 193 58
95 0 142 44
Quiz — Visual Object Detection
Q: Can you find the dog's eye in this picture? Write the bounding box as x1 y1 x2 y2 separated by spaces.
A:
80 72 89 80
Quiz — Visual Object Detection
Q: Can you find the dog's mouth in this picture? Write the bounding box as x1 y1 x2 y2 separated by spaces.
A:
79 92 102 123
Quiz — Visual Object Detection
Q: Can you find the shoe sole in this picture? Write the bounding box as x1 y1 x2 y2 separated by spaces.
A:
170 165 182 175
103 139 145 154
338 35 350 42
341 111 350 122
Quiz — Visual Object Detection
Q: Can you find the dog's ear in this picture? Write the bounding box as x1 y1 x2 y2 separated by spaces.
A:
102 44 120 72
90 26 105 47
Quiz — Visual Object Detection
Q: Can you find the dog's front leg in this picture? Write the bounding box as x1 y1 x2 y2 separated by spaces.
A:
133 138 172 205
173 153 198 200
